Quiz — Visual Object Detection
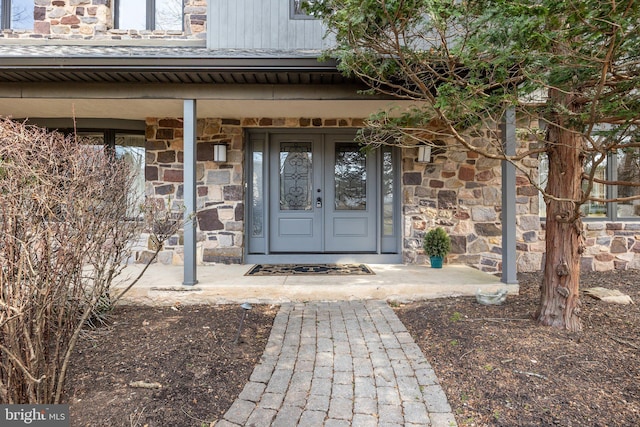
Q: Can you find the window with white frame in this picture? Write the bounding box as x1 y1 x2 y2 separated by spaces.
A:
115 0 183 31
538 143 640 221
0 0 34 30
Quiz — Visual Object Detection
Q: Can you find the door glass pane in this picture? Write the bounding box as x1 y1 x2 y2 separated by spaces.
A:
334 142 366 210
156 0 183 31
382 147 394 235
12 0 34 29
252 141 264 236
617 147 640 218
280 142 313 211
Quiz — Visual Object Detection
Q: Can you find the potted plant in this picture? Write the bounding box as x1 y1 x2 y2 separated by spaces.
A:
423 227 451 268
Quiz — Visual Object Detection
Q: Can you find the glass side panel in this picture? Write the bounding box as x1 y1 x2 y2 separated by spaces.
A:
334 142 366 211
252 142 264 236
279 141 313 211
156 0 183 31
118 0 146 30
12 0 34 30
617 147 640 218
382 147 394 235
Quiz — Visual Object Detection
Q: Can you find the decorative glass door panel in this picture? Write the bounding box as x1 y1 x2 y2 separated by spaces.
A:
280 142 313 211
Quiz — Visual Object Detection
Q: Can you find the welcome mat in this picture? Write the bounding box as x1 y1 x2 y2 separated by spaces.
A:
245 264 375 276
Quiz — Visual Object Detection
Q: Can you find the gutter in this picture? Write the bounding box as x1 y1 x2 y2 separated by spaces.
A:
0 56 339 73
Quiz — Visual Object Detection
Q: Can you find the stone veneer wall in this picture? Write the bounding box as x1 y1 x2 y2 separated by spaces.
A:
143 117 640 271
401 131 543 274
402 140 640 273
580 222 640 271
143 117 365 265
0 0 206 40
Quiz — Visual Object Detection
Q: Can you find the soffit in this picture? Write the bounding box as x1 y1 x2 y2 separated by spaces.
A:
0 45 352 85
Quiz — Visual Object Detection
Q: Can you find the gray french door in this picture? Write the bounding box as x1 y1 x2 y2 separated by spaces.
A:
268 133 377 253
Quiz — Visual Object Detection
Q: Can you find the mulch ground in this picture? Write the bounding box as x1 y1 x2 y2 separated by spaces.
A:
64 270 639 426
65 304 278 427
396 269 640 427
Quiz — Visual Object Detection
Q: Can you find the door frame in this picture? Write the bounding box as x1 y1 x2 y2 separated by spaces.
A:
245 129 402 264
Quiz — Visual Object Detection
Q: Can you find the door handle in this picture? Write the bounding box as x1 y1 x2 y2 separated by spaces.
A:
316 197 322 208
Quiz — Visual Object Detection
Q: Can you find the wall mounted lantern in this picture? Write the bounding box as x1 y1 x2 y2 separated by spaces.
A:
213 143 227 163
417 144 431 163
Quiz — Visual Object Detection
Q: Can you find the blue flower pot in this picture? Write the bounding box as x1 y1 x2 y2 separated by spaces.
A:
430 256 443 268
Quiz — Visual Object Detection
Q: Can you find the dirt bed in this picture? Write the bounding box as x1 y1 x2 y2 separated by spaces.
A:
65 270 639 426
66 304 277 427
396 269 640 426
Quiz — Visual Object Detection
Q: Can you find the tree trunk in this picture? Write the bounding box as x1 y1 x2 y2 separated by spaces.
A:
536 92 584 332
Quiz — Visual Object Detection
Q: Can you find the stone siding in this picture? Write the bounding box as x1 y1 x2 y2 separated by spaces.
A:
142 117 640 272
401 132 543 274
1 0 206 40
581 222 640 271
143 117 365 265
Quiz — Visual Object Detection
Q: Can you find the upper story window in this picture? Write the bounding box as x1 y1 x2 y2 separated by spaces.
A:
0 0 34 30
290 0 316 20
115 0 183 31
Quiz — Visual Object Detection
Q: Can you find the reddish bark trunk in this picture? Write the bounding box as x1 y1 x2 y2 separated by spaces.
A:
536 92 584 332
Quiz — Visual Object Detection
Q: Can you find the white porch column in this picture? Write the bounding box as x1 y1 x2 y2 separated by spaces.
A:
501 107 518 284
183 99 197 286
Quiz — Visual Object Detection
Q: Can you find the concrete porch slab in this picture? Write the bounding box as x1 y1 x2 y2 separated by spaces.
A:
112 263 519 306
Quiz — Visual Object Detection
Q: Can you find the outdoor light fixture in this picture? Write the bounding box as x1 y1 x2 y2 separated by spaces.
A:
213 143 227 163
417 144 431 163
233 302 253 344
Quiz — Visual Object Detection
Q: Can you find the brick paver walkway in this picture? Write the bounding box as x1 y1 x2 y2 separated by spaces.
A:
217 301 457 427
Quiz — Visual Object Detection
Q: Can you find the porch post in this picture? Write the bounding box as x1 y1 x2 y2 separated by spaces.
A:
183 99 197 286
501 107 518 284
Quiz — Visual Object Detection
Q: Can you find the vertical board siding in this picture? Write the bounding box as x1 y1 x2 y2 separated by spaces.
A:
208 0 331 50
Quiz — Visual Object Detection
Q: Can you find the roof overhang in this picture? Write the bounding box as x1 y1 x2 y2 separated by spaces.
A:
0 44 350 85
0 43 415 121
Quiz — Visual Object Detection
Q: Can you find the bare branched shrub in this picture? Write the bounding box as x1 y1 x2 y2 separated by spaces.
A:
0 118 171 404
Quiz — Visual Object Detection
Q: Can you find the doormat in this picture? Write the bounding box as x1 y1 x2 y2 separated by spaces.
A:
245 264 375 276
